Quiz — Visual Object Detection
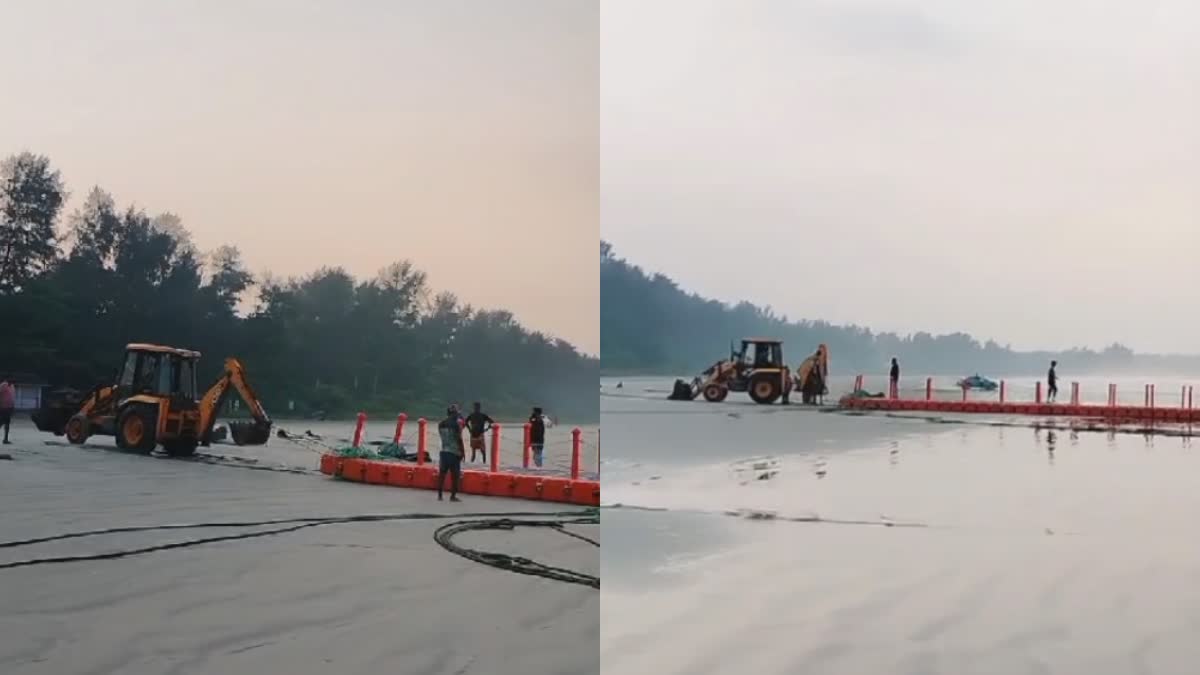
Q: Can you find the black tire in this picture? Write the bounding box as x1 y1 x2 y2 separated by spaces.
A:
163 439 198 457
703 384 728 403
748 373 782 404
65 413 90 445
116 405 157 453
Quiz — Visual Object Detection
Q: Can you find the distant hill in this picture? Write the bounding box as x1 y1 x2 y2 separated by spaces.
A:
600 241 1200 377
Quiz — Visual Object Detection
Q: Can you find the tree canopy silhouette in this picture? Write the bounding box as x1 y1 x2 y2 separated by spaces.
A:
601 241 1194 376
0 152 597 422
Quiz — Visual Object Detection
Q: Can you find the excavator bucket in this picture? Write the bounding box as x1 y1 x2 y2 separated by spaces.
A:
228 419 272 446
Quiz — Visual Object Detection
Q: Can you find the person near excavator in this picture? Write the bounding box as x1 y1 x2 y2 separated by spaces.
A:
0 380 13 444
465 402 495 463
436 407 465 501
799 347 827 405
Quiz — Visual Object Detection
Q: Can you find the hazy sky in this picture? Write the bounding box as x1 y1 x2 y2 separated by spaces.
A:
0 0 598 354
602 0 1200 354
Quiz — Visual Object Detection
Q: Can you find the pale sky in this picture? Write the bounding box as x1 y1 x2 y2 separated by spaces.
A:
0 0 598 354
602 0 1200 354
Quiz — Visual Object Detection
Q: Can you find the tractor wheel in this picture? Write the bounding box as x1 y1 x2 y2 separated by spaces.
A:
748 373 782 404
116 405 157 453
65 413 90 445
163 439 198 457
702 384 728 403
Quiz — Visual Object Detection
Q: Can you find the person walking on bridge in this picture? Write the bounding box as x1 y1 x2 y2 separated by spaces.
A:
0 380 13 444
1047 360 1059 403
889 358 900 398
465 402 495 464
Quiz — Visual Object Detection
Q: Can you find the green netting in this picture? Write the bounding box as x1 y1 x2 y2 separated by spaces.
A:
376 442 407 459
333 442 410 460
334 445 381 459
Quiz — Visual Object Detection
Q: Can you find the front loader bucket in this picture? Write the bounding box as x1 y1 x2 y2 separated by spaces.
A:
228 420 272 446
32 388 85 435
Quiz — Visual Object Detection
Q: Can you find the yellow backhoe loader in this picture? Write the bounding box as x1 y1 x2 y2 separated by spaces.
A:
32 343 272 456
672 338 793 404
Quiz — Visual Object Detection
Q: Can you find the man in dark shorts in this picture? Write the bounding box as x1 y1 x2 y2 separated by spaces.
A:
529 406 546 468
0 380 13 444
464 402 495 464
1047 360 1059 403
436 407 464 501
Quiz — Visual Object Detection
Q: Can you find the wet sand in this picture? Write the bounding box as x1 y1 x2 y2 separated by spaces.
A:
602 376 1200 675
0 420 599 675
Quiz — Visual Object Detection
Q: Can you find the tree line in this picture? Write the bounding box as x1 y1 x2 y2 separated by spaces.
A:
601 241 1200 377
0 152 598 422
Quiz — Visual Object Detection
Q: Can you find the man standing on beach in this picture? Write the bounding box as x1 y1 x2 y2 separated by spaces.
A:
465 402 494 464
0 380 13 444
436 407 464 501
529 406 547 468
1047 360 1059 403
889 358 900 398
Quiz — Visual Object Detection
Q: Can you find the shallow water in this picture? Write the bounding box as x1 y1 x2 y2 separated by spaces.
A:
601 376 1200 675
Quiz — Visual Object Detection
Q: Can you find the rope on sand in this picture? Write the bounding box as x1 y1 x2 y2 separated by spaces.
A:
433 513 600 589
0 509 600 589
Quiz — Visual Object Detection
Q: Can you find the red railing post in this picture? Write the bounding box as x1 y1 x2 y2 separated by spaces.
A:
1036 382 1043 404
925 378 933 401
999 380 1006 403
854 374 863 391
490 424 501 473
1071 382 1079 406
571 427 582 480
1190 386 1194 410
522 423 532 468
352 412 367 447
417 418 427 465
1150 384 1156 408
1184 385 1189 410
393 412 407 444
961 384 968 402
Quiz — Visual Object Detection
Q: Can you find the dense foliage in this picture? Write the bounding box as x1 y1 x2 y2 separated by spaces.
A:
601 241 1199 376
0 152 597 422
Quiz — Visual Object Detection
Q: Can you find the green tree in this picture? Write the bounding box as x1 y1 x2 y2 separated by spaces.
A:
0 153 598 423
0 152 65 294
600 240 1200 377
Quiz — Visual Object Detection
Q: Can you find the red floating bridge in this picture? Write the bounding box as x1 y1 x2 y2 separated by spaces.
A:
841 377 1200 424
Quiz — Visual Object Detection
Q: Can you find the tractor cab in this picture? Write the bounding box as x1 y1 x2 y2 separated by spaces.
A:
733 339 784 372
117 343 200 403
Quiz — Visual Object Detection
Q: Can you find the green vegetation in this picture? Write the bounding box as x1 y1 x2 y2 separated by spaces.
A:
0 152 597 422
601 241 1198 376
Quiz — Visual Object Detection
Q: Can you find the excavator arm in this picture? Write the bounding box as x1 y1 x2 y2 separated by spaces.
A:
197 357 272 446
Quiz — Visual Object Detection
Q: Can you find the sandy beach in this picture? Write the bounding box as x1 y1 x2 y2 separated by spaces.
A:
602 376 1200 675
0 419 599 675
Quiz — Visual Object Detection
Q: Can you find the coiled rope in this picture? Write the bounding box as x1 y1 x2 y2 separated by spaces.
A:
433 514 600 589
